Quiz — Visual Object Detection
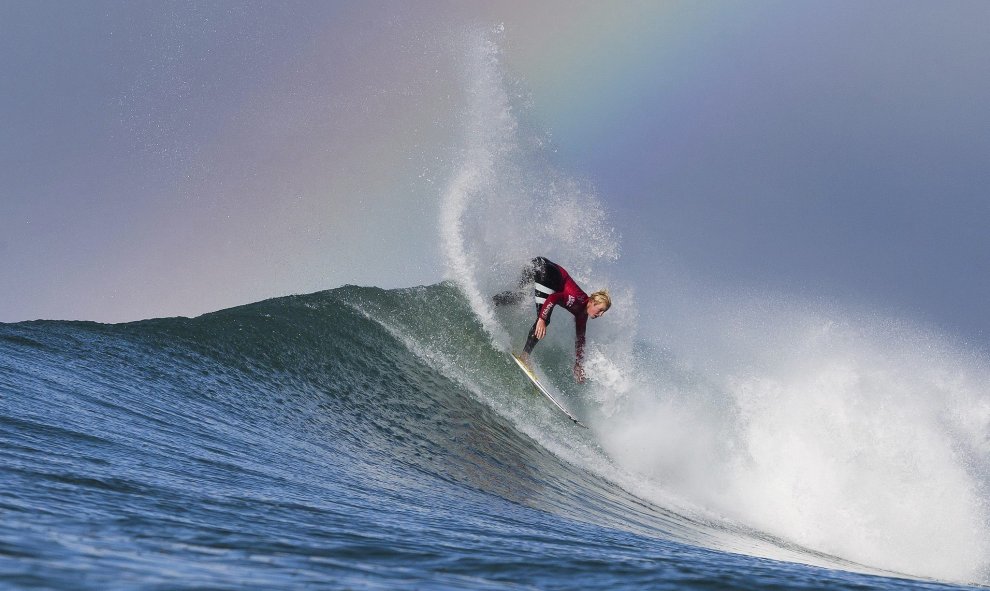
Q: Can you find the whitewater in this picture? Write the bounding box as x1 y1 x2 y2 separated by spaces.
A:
2 28 989 590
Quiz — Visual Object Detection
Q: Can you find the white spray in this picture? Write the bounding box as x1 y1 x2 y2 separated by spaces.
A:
598 289 990 584
437 25 990 587
439 26 619 351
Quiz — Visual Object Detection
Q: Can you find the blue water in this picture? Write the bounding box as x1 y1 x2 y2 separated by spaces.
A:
1 284 983 590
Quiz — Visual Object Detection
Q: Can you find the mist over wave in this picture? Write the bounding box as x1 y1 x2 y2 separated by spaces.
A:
439 26 990 585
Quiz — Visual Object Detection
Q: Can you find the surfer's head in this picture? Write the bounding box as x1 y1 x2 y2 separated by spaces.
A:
586 290 611 319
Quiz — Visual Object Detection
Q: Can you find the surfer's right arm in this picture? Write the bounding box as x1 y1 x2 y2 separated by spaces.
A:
534 292 565 340
537 292 564 322
534 317 547 340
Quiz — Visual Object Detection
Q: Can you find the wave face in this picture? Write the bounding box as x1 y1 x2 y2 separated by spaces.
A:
1 284 985 590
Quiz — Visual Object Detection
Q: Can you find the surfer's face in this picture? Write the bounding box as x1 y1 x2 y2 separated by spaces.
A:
587 301 607 319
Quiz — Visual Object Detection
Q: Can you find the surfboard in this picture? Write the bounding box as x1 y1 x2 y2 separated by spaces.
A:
511 353 587 428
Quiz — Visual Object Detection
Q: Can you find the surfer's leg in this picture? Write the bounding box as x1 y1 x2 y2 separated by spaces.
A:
523 256 563 353
532 257 564 310
523 322 539 355
493 258 542 307
520 258 540 288
492 290 523 306
523 306 553 355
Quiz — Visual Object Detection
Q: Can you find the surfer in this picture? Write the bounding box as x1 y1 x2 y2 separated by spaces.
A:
493 257 611 383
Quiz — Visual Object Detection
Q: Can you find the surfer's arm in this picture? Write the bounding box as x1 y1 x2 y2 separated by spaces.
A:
573 363 585 383
534 292 566 340
533 318 547 340
538 292 564 321
573 318 587 382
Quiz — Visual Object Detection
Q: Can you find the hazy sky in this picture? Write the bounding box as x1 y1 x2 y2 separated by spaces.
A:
3 1 990 344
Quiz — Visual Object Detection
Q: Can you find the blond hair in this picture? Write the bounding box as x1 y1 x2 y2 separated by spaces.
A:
589 290 611 310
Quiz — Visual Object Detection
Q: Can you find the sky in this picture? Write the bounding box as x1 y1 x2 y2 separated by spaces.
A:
2 1 990 345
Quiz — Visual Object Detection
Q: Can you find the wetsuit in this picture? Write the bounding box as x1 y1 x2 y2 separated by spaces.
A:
520 257 589 360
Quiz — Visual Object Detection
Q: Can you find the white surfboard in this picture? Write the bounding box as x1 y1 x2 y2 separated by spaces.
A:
511 353 587 428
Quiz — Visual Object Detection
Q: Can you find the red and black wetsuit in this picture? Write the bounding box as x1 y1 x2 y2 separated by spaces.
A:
523 257 588 361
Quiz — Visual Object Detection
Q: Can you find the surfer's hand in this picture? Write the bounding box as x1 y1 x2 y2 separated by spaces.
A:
573 362 585 383
534 318 547 340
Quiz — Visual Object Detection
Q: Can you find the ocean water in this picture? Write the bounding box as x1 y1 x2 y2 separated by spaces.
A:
0 283 984 590
4 26 989 591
